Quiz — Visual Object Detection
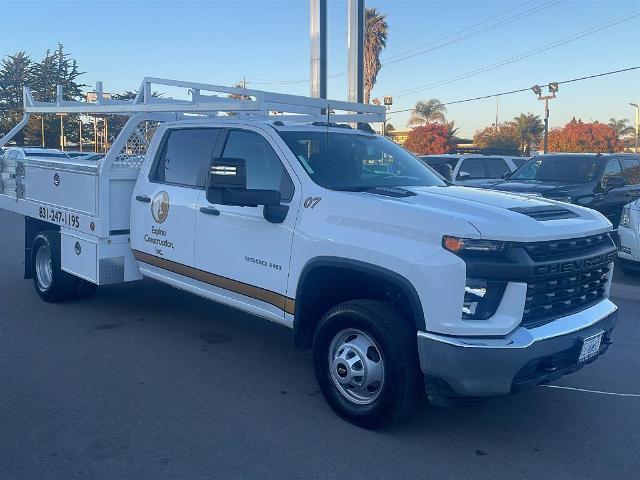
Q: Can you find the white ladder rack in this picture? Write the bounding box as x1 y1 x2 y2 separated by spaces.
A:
0 77 386 147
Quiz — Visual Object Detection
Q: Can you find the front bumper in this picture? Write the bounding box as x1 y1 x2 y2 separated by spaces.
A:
418 299 617 398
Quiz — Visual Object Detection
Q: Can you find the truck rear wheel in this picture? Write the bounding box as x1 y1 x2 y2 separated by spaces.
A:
313 299 421 430
31 231 78 302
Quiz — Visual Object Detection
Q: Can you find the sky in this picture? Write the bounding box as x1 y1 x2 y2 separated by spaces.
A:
0 0 638 139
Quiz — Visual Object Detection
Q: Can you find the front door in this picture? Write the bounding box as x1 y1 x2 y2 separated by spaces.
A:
195 127 299 318
131 127 221 267
592 158 627 227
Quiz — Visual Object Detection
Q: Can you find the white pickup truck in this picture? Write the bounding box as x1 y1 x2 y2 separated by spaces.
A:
0 78 618 429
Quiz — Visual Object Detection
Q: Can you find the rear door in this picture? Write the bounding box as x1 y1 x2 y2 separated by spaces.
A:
194 126 299 318
621 156 640 203
131 127 221 267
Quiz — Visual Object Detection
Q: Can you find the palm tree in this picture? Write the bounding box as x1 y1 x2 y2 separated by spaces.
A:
364 8 388 104
407 99 446 126
446 120 459 138
512 113 543 155
608 118 634 139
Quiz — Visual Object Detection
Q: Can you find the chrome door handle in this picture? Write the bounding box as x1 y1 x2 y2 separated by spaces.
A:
135 195 151 203
199 206 220 216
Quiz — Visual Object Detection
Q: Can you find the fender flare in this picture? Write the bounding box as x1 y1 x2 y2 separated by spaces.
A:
293 256 426 333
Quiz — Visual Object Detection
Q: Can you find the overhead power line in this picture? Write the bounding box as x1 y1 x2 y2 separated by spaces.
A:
245 0 560 86
382 0 563 65
392 11 640 98
386 66 640 114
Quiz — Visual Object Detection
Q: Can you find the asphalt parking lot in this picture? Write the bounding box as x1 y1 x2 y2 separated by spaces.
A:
1 209 639 480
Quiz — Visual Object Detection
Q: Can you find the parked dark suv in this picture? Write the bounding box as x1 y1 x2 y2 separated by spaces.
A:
487 153 640 228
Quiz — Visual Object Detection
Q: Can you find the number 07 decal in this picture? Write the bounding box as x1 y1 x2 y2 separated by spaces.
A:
304 197 322 209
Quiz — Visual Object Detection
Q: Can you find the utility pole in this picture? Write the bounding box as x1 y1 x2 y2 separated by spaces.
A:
531 82 558 154
79 119 83 152
40 116 44 147
310 0 327 99
631 103 639 154
495 95 499 131
347 0 365 104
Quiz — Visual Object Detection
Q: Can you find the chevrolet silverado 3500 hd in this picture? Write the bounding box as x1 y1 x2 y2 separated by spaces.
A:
0 79 617 429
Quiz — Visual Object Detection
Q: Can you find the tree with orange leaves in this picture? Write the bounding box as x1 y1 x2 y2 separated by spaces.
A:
403 123 453 155
546 119 620 153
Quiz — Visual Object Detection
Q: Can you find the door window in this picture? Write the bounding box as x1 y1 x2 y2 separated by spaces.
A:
222 130 293 200
151 128 220 188
484 157 510 178
457 157 485 179
621 157 640 185
602 159 623 186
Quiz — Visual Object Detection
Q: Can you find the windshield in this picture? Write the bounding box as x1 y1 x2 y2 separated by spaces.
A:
278 131 446 190
510 155 601 183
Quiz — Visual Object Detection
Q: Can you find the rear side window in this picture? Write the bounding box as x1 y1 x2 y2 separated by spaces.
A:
602 158 623 183
484 157 510 178
151 128 220 188
423 156 459 171
222 130 293 201
457 157 485 179
621 157 640 185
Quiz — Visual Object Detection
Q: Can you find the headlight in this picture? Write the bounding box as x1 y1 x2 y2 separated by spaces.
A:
443 236 510 254
462 278 507 320
620 205 631 229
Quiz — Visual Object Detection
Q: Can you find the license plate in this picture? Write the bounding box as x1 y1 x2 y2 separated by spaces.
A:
579 332 604 363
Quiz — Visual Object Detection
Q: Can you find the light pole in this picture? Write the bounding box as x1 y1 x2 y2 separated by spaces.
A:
630 103 639 154
40 116 45 147
532 82 558 154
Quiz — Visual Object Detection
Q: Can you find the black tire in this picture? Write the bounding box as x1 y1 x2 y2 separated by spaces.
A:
313 299 422 430
31 230 78 303
74 279 98 299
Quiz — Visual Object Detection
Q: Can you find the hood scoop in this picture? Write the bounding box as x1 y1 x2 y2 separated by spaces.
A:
509 205 579 221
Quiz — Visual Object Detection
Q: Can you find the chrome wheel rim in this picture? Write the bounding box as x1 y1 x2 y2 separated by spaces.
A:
328 329 385 405
35 244 53 291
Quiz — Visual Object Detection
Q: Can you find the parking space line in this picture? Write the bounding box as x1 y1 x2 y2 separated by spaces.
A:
542 385 640 397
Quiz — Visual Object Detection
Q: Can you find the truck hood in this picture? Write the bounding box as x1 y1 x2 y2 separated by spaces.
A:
488 180 591 197
386 185 611 241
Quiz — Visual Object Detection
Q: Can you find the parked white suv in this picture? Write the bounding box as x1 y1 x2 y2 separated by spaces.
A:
420 154 527 186
618 200 640 274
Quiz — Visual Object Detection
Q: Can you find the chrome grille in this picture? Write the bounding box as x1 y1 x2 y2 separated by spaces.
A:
523 263 610 328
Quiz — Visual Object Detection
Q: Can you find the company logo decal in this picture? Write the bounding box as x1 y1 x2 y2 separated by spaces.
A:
53 173 60 186
151 191 170 224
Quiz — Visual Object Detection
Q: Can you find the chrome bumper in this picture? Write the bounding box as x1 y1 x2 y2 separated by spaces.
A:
417 299 618 398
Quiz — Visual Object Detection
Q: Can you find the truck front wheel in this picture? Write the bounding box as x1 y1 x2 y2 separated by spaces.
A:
313 299 422 429
31 231 78 303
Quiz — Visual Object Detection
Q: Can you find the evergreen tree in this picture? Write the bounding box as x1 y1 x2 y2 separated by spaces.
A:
0 52 33 144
